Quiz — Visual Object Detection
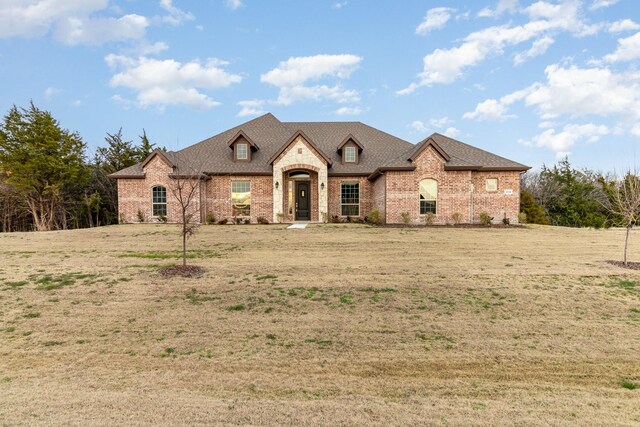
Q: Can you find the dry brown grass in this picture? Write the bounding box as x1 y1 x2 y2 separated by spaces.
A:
0 224 639 426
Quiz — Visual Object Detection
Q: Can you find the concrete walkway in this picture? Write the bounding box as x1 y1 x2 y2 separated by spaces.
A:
287 223 308 229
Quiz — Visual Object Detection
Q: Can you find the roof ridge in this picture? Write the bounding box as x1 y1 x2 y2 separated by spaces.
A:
432 132 527 167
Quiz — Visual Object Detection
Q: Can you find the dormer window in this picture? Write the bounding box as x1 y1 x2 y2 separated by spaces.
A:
237 143 248 160
228 130 258 162
345 146 356 163
337 134 363 165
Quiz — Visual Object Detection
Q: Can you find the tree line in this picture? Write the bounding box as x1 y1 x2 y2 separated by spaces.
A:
1 102 638 235
0 102 157 232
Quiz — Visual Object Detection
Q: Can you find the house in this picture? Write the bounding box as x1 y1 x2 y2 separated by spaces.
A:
110 113 529 225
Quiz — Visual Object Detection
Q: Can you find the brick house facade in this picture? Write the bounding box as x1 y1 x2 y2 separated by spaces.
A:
111 113 528 225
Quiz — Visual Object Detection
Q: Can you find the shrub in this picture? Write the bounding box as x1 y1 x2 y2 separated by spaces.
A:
518 212 527 224
137 210 145 223
330 215 341 223
401 212 411 225
243 218 250 225
451 212 462 225
276 212 284 223
502 214 510 226
157 214 168 223
217 219 228 225
346 215 352 223
234 217 242 225
367 209 381 225
257 216 269 224
424 212 436 225
205 212 216 225
479 212 493 226
321 211 329 223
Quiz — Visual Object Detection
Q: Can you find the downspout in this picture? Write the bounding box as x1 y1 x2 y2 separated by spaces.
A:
469 172 474 224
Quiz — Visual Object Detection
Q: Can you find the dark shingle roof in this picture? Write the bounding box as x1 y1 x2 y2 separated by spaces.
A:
109 113 529 179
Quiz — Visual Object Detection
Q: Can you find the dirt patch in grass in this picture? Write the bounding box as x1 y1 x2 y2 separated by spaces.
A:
159 265 206 277
606 260 640 270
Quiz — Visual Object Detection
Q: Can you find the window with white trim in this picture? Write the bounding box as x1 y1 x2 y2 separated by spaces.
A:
345 146 356 163
152 186 167 216
486 178 498 192
341 182 360 216
231 181 251 216
236 143 248 160
419 179 437 215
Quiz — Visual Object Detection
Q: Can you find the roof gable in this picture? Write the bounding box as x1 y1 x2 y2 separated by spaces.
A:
408 137 451 162
267 130 333 166
141 149 174 169
227 130 259 151
337 134 364 152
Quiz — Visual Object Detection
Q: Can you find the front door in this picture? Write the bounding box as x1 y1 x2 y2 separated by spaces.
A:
295 181 310 221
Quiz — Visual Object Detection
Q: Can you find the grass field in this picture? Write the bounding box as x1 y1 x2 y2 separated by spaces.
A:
0 224 639 426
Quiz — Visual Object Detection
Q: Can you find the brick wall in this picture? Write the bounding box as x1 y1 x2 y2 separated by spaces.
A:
384 146 471 224
371 174 386 222
116 145 521 225
204 175 273 223
472 171 521 223
117 156 203 224
328 176 373 219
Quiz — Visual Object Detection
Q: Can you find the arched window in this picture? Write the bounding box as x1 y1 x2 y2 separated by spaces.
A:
419 179 437 215
152 186 167 216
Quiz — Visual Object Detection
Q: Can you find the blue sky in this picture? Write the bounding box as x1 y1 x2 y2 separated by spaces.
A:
1 0 639 172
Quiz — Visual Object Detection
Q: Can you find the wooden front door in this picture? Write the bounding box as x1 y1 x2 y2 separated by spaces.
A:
295 181 310 221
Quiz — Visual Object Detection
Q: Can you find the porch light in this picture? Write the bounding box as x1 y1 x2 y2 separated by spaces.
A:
275 181 279 189
321 182 325 190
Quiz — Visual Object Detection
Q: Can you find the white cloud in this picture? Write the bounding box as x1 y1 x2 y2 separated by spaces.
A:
409 121 429 133
44 87 62 99
477 0 518 18
71 99 82 107
158 0 194 26
55 13 148 45
603 32 640 62
416 7 455 35
524 64 640 119
399 0 599 93
631 124 640 137
226 0 243 11
0 0 154 45
107 56 242 110
260 54 362 105
335 106 363 115
523 123 609 153
514 35 554 65
464 86 532 121
333 2 348 10
237 100 266 117
468 64 640 123
609 19 640 33
589 0 619 10
443 127 462 138
429 117 453 128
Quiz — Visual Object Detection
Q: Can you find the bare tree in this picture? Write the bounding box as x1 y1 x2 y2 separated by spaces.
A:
167 154 206 269
604 172 640 265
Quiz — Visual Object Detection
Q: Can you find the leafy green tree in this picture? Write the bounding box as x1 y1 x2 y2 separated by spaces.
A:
520 190 548 224
95 128 139 174
0 102 87 231
136 129 155 162
539 158 608 228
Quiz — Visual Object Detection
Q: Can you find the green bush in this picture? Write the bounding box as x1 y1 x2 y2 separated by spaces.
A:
424 212 436 225
157 214 168 223
205 212 216 224
401 212 411 225
367 209 381 225
518 212 527 224
451 212 462 225
137 210 145 223
479 212 493 226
